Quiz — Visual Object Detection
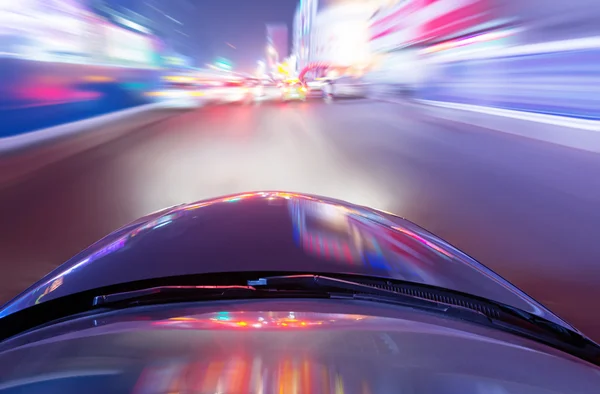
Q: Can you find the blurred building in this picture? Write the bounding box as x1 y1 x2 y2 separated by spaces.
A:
0 0 95 60
292 6 302 73
0 0 164 134
307 0 382 78
91 0 154 35
366 0 423 90
294 0 395 79
90 0 159 67
292 0 318 73
369 0 499 52
365 0 507 91
265 23 288 71
92 0 198 64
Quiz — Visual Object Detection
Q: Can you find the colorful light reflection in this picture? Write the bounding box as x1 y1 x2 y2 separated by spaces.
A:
133 353 365 394
135 312 379 393
151 311 372 330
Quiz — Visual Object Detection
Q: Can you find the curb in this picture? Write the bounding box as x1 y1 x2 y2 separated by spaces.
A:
373 97 600 153
0 102 166 154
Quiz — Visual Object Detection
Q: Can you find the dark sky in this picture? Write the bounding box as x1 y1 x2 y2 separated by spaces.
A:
110 0 297 72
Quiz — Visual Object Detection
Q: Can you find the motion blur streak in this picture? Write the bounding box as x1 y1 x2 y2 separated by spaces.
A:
0 1 163 136
362 0 600 120
2 0 598 137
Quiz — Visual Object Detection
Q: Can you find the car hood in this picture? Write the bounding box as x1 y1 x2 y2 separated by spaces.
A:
0 301 598 393
0 192 571 329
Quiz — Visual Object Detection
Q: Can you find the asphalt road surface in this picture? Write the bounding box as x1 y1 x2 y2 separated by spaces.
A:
2 97 600 341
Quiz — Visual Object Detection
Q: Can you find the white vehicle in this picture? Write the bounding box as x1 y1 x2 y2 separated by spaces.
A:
158 75 203 109
331 76 369 98
210 81 254 104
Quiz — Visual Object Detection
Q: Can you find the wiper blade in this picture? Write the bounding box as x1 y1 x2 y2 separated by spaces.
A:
249 274 434 305
249 274 600 365
93 285 257 307
248 275 491 322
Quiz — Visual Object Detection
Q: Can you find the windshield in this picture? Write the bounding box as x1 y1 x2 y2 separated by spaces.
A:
1 0 599 374
2 306 600 393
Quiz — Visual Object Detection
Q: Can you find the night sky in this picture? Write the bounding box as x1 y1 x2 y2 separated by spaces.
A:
108 0 298 72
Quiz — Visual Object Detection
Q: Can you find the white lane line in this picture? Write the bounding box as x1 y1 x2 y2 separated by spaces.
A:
417 100 600 132
374 96 600 132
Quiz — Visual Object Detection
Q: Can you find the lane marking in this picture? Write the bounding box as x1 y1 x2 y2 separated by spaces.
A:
374 96 600 131
417 100 600 131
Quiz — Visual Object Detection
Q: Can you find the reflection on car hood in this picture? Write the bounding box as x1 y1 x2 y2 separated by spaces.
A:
0 192 569 328
0 301 598 393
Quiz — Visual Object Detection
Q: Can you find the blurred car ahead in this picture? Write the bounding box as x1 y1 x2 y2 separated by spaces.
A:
253 83 264 98
152 74 203 109
205 80 253 104
245 78 268 101
281 81 308 102
1 192 599 393
331 75 370 99
306 80 324 91
305 79 326 98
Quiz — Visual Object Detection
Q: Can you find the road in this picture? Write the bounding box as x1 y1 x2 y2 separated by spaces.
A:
2 97 600 341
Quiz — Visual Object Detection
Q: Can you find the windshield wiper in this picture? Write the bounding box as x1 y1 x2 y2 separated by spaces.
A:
92 276 489 322
4 273 600 365
248 274 600 366
249 275 492 323
91 282 344 308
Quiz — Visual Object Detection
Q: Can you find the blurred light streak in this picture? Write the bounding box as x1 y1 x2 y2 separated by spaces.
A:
169 317 196 322
145 91 167 97
82 75 115 82
113 15 151 34
421 28 518 55
152 221 171 230
392 225 455 258
165 14 183 25
144 1 182 25
427 35 600 63
163 75 194 83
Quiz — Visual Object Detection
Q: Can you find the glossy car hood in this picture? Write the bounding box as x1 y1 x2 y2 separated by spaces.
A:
0 192 569 328
0 301 598 393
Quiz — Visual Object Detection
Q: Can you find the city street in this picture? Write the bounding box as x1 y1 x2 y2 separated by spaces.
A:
2 97 600 341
